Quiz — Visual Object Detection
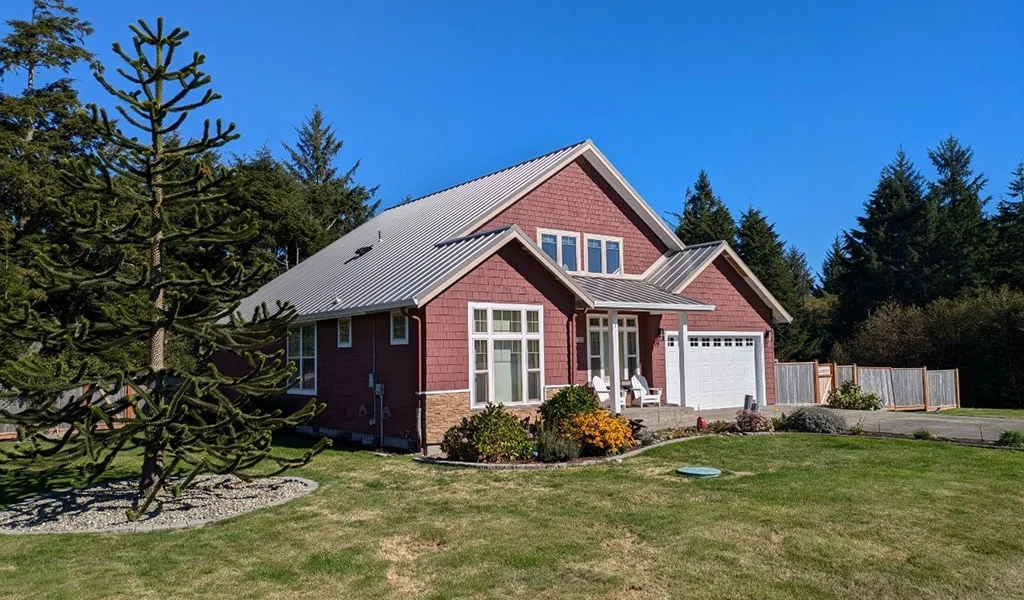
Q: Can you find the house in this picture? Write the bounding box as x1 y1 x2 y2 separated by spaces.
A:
231 140 791 453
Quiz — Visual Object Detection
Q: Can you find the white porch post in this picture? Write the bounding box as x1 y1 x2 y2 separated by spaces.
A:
610 310 622 413
677 312 688 407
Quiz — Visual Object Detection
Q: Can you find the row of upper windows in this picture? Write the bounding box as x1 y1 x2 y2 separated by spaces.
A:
538 228 622 276
336 310 408 348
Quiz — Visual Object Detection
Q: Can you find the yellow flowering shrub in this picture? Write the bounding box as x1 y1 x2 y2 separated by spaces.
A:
560 410 635 456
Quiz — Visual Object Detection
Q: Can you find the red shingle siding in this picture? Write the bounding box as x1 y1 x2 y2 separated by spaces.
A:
423 242 578 392
477 158 668 275
649 256 778 405
270 312 420 443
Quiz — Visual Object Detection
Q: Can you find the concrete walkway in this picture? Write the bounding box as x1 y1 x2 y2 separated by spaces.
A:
763 405 1019 444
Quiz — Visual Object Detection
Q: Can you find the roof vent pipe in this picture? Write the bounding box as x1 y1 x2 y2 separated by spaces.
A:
378 230 382 242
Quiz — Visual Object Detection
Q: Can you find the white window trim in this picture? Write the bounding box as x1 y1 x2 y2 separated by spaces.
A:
536 227 581 272
586 314 640 385
337 316 352 348
287 323 317 395
390 309 409 345
468 302 545 408
584 234 624 275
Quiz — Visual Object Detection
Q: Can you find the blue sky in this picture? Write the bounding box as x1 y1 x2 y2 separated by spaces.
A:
14 0 1024 271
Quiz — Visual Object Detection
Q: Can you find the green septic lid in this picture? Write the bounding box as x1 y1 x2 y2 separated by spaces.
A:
676 466 721 478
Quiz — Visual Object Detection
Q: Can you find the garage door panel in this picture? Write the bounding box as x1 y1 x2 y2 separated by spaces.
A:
685 334 759 409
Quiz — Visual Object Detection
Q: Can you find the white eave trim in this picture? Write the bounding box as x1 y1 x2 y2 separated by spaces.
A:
592 301 715 312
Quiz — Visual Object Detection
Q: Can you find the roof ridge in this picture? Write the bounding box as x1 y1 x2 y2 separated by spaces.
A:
680 240 727 250
380 139 589 214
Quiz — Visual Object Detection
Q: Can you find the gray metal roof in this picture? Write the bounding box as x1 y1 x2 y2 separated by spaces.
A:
235 141 588 320
644 241 726 292
572 276 713 312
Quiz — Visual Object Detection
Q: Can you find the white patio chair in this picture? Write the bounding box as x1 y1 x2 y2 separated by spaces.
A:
630 374 662 407
591 376 618 408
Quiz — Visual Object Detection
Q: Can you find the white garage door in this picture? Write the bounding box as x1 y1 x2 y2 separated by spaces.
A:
685 335 758 409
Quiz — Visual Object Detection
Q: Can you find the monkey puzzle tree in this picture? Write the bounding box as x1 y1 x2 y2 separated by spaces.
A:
0 18 327 518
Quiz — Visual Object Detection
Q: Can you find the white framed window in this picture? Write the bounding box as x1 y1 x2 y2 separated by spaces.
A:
587 315 639 385
468 303 544 407
390 310 408 345
337 316 352 348
537 228 580 272
287 323 316 394
584 234 624 275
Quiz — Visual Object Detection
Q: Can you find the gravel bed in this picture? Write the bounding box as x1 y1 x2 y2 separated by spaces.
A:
0 475 317 534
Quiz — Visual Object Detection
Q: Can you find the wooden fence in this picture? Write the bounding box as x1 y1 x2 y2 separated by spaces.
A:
775 362 960 410
0 385 134 440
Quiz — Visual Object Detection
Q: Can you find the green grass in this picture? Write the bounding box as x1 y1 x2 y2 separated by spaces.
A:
935 407 1024 419
2 435 1024 599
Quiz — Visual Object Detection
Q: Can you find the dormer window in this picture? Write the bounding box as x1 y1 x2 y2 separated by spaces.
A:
537 229 579 272
585 235 623 275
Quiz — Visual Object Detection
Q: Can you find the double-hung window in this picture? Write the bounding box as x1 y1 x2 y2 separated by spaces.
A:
390 310 408 345
538 229 579 272
585 235 623 275
469 303 544 407
337 316 352 348
287 323 316 394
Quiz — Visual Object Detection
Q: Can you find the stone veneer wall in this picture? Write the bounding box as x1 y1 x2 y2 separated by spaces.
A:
423 387 562 446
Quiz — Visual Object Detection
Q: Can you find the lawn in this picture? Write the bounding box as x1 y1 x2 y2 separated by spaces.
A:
2 435 1023 600
936 407 1024 420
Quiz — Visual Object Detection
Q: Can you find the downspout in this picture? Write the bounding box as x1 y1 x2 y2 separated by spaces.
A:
408 308 425 454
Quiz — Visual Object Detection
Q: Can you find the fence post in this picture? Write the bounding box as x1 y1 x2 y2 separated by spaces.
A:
922 367 929 411
954 368 961 408
812 360 820 404
853 363 859 385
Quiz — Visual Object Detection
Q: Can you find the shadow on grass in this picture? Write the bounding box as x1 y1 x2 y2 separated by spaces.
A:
0 464 139 507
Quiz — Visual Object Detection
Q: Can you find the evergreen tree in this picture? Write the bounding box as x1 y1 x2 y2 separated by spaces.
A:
817 234 846 296
836 148 935 331
785 245 814 300
735 208 812 359
0 0 98 361
282 105 379 257
993 162 1024 289
0 19 327 516
673 169 736 245
926 136 993 297
232 147 322 274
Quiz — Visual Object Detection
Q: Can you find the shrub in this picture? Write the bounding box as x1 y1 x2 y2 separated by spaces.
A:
784 407 848 434
997 430 1024 448
734 410 774 433
913 428 938 441
849 419 866 436
771 414 789 431
827 381 883 411
705 420 733 434
439 404 532 462
535 426 581 462
560 410 635 456
540 385 599 427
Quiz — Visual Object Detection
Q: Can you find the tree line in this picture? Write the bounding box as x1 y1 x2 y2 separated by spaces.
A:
675 143 1024 408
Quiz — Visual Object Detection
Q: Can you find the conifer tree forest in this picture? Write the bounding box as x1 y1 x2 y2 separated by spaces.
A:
0 0 1021 509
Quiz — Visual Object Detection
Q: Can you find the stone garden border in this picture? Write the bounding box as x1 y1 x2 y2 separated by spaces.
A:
0 476 319 535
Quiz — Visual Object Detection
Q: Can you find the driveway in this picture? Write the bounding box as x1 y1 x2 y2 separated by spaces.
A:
763 405 1017 444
